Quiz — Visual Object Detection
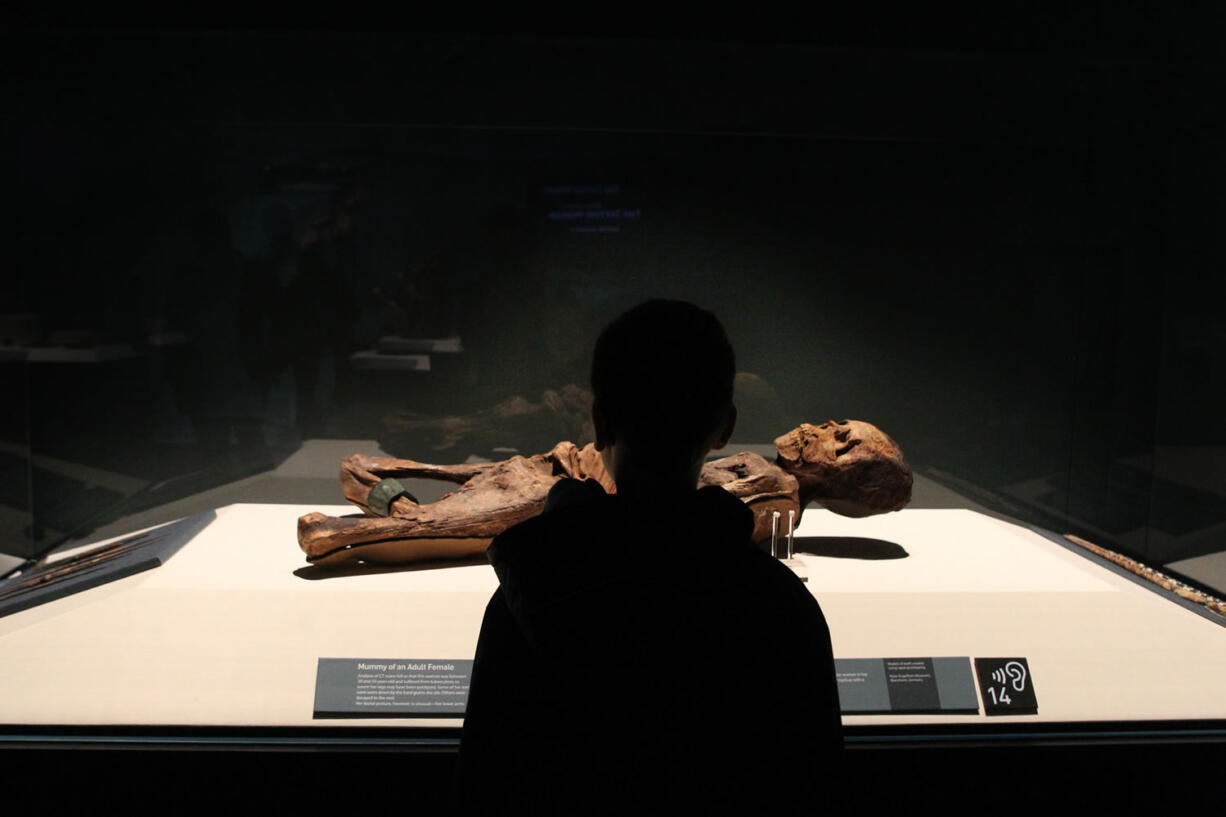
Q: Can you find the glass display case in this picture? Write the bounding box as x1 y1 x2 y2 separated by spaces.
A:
4 19 1224 810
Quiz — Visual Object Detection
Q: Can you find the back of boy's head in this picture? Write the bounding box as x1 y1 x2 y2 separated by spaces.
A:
591 300 735 468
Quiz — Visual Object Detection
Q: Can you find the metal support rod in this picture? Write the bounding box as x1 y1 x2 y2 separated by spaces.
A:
786 509 795 560
771 511 780 559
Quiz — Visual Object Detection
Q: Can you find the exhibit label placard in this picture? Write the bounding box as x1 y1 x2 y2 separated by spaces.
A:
313 658 472 718
836 657 979 714
973 657 1038 715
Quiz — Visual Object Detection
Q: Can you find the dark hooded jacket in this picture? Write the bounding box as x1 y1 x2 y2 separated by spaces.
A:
456 478 842 816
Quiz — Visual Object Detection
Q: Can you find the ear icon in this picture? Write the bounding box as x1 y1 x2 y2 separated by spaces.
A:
1004 661 1027 692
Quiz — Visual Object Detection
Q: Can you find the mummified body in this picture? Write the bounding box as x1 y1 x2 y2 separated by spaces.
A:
297 420 912 567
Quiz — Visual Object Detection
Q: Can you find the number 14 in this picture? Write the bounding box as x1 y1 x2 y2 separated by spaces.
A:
988 686 1012 705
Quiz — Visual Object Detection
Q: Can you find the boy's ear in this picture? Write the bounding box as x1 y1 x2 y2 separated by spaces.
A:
711 405 738 451
592 402 614 451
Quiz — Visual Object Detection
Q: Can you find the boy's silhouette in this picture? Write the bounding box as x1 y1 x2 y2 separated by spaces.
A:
456 300 842 815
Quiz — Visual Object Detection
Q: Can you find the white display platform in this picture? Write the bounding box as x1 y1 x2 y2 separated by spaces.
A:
1 504 1224 731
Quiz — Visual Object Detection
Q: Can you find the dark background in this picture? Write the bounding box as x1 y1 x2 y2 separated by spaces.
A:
3 8 1223 591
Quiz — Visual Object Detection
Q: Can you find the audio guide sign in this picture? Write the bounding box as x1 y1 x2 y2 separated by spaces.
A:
973 658 1037 715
